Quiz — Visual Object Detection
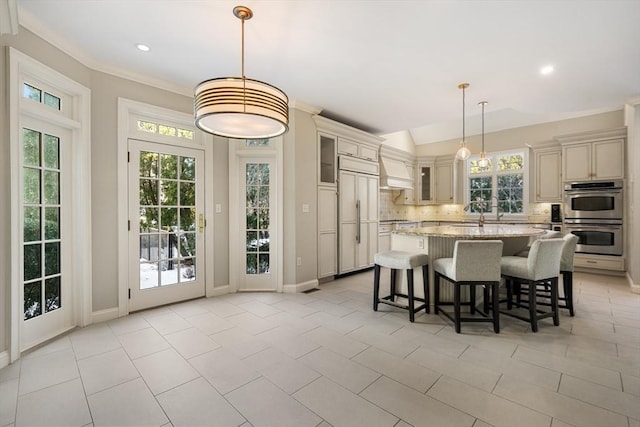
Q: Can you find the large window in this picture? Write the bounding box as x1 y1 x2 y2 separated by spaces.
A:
466 151 528 217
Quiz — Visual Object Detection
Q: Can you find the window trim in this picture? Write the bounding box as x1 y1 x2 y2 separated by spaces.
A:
463 149 529 219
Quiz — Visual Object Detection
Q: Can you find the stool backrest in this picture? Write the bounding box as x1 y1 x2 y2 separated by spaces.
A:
452 240 503 282
527 238 564 281
560 233 580 272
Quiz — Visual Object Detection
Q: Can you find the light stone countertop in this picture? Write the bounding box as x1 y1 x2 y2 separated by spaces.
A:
393 224 547 238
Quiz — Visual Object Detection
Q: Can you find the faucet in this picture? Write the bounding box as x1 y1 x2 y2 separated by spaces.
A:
491 196 504 221
463 198 486 227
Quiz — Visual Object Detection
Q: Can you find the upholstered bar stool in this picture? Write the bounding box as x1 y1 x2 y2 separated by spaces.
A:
433 240 503 333
500 238 564 332
373 251 429 322
515 233 579 316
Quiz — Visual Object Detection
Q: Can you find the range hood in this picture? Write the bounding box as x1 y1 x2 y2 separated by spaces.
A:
379 157 413 189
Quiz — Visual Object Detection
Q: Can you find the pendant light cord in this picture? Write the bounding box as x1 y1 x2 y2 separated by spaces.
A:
240 12 246 113
462 85 466 142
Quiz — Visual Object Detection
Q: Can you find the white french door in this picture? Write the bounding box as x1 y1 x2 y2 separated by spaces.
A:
128 140 205 311
20 118 73 351
238 157 278 291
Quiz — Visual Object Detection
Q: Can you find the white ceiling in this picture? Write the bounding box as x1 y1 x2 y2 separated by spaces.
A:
15 0 640 143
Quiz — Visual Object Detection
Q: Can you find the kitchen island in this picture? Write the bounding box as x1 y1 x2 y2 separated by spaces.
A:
388 224 547 305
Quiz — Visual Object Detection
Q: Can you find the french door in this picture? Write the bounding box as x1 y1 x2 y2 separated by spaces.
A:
238 157 278 291
20 118 73 350
128 140 205 311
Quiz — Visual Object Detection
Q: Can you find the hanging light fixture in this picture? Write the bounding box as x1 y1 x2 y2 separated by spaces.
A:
478 101 489 167
455 82 471 160
194 5 289 139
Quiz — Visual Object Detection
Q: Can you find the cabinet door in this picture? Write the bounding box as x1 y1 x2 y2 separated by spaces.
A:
403 164 415 204
337 138 358 157
593 139 624 179
378 233 390 253
435 162 454 203
563 144 591 181
535 150 562 201
318 133 336 185
418 164 433 204
338 171 357 274
318 187 337 277
359 145 378 162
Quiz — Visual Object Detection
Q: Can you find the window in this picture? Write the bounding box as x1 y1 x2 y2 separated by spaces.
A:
23 83 61 111
466 151 527 216
136 120 194 140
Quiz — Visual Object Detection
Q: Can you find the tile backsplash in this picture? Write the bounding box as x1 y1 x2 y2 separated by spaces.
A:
379 189 553 223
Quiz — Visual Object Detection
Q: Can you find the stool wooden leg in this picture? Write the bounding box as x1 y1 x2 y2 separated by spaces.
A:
528 280 538 332
564 271 574 316
469 285 476 315
434 273 441 315
390 268 397 302
407 269 415 323
551 277 560 326
373 264 380 311
492 281 500 333
483 285 489 314
422 264 430 313
454 282 461 333
506 278 513 310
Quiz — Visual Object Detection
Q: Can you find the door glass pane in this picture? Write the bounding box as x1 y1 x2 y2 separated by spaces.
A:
23 129 41 166
24 207 41 242
139 150 197 288
44 134 60 168
22 127 63 321
45 277 61 312
245 163 270 275
24 244 41 281
24 281 42 320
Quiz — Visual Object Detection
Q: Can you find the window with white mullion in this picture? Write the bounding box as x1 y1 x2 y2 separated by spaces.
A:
466 150 528 217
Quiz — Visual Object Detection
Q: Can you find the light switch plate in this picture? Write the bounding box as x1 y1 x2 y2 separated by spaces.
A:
215 204 222 213
302 204 309 213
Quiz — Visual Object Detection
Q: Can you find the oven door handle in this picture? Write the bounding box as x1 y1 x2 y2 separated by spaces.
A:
566 224 622 230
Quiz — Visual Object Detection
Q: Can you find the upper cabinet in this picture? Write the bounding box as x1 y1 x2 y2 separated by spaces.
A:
556 127 626 182
337 137 378 162
434 159 454 204
417 163 433 204
532 144 562 202
318 132 337 186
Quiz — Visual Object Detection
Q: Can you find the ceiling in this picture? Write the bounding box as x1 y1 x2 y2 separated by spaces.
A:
14 0 640 144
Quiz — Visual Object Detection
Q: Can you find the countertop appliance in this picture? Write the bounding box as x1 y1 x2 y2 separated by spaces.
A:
564 180 623 256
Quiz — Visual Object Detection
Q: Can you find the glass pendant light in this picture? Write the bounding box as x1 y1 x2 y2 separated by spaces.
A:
455 83 471 160
478 101 489 167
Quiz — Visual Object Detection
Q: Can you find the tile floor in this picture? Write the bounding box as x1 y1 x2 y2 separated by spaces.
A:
1 270 639 427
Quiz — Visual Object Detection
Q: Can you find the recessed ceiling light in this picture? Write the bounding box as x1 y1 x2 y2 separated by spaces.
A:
136 44 150 52
540 65 554 75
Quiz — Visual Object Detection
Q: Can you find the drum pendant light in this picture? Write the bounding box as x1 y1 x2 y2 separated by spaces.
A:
194 6 289 139
455 82 471 160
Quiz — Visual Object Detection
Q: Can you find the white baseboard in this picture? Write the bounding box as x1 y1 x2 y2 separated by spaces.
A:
283 279 319 293
209 285 231 297
91 307 119 324
0 350 9 370
627 272 640 294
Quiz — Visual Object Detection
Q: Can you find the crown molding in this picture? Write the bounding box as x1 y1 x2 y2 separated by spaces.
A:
0 0 19 35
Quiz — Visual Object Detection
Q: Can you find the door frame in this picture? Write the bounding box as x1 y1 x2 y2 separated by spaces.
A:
117 99 214 317
8 48 92 362
229 138 284 293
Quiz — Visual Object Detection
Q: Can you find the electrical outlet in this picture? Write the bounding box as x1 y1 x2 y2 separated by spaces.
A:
302 204 309 213
417 239 424 249
296 257 302 266
215 204 222 213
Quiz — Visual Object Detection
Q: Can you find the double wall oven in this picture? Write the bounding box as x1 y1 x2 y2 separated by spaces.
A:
564 180 623 256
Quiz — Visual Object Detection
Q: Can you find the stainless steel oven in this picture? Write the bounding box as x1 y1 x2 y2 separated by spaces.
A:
564 180 623 221
564 219 623 256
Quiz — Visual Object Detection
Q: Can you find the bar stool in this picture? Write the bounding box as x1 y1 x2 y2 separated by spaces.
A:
514 234 579 316
433 240 503 333
500 238 564 332
373 250 429 322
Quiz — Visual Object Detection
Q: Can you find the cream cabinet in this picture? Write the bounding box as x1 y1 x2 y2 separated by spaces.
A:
318 133 337 186
557 128 626 182
434 160 454 204
318 187 337 278
337 137 378 162
417 163 433 204
378 223 392 253
339 169 378 274
534 148 562 201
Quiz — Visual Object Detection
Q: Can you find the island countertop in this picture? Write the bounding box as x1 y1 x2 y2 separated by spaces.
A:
392 224 547 238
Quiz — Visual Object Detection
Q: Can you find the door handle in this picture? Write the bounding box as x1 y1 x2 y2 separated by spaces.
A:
198 213 205 233
356 200 361 244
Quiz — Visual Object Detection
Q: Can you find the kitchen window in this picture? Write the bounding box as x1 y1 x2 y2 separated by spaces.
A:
465 150 528 216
